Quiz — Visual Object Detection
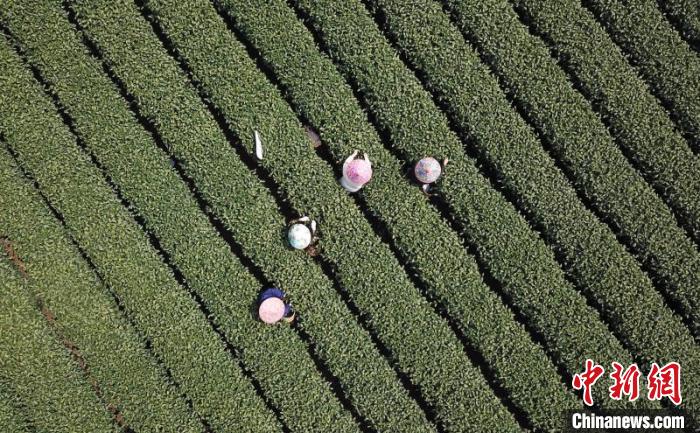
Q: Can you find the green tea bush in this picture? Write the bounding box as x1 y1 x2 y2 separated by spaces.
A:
0 4 366 432
187 0 585 429
0 85 204 432
512 0 700 244
290 0 663 411
657 0 700 48
0 251 116 433
65 0 527 430
583 0 700 152
310 0 699 409
0 385 30 433
0 36 281 433
295 0 700 411
439 0 700 335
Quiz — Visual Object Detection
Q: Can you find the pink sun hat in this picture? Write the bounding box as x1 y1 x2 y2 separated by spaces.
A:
341 151 373 192
258 297 286 324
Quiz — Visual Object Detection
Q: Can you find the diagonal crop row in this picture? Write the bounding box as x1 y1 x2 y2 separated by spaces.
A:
224 0 692 400
380 1 700 340
67 0 525 430
510 0 700 245
657 0 700 50
439 0 700 325
0 251 117 433
0 34 282 433
178 0 588 430
432 0 700 334
316 0 700 409
581 0 700 153
289 0 692 409
366 1 700 340
0 385 30 433
0 70 207 432
60 0 440 431
0 154 202 433
0 4 368 432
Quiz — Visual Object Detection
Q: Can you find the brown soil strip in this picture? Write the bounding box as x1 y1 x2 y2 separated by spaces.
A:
1 237 28 277
36 296 131 431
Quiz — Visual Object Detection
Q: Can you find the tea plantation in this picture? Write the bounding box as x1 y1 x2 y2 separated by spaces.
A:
0 0 698 432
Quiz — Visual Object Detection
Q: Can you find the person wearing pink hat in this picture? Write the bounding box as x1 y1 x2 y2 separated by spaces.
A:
258 288 295 325
340 150 373 192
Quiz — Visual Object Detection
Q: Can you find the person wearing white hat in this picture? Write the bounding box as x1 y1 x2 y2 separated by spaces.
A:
258 288 295 325
287 216 318 255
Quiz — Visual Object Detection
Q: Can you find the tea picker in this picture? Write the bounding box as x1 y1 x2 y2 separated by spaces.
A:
414 156 448 194
340 150 373 192
287 216 318 254
258 288 295 324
